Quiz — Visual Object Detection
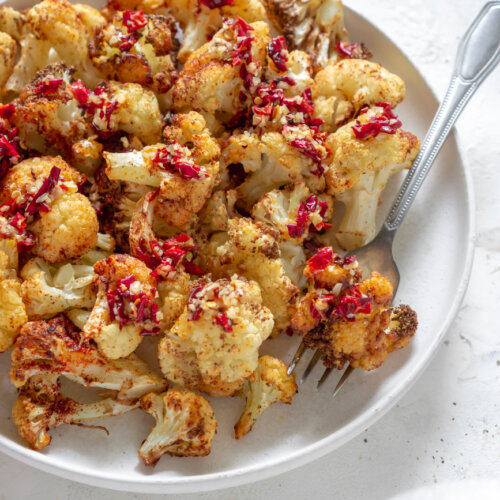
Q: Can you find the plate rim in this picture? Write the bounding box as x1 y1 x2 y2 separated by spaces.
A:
0 6 476 494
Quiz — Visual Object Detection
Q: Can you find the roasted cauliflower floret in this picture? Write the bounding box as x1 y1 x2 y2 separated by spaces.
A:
234 355 297 439
0 278 27 352
105 112 220 227
25 0 101 87
72 3 107 33
325 104 420 195
89 10 178 93
12 63 93 158
228 127 329 211
10 315 168 398
0 156 98 263
13 374 139 450
138 388 217 465
172 19 270 123
90 81 163 145
206 218 299 336
291 247 418 370
31 192 99 263
20 257 96 320
82 254 161 359
0 32 16 94
158 276 274 396
0 6 25 41
263 0 346 67
313 59 406 132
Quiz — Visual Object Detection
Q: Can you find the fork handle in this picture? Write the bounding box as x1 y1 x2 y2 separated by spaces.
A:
384 2 500 231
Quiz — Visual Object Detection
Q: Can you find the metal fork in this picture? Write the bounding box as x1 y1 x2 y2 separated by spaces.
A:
288 2 500 396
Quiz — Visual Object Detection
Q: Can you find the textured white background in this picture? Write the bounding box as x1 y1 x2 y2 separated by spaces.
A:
1 0 499 498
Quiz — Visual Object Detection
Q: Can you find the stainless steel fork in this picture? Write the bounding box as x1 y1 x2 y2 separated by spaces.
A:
288 1 500 396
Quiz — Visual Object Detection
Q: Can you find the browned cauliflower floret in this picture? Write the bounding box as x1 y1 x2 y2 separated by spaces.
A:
89 11 178 94
20 257 96 320
251 182 333 286
0 278 27 352
105 112 220 227
72 3 107 33
325 105 420 195
0 6 26 41
11 63 93 158
172 19 270 125
263 0 346 67
313 59 406 132
138 388 217 465
10 315 168 398
291 247 418 371
227 126 329 211
158 276 274 396
82 254 161 359
13 373 139 450
0 156 98 263
25 0 101 87
0 32 16 94
234 355 297 439
205 218 299 336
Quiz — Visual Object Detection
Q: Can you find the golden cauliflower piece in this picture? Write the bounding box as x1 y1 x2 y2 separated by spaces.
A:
0 32 16 94
291 247 418 370
10 315 168 398
0 278 27 352
11 63 93 158
158 276 274 396
105 112 220 227
72 3 107 33
82 254 161 359
206 218 299 336
234 355 297 439
263 0 346 67
172 19 270 123
89 11 178 94
0 6 25 41
13 373 139 450
325 104 420 195
138 388 217 465
313 59 406 132
25 0 101 87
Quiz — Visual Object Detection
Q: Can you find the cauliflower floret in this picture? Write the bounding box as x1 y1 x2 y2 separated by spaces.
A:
26 0 101 87
325 105 420 195
20 257 96 320
13 373 139 450
10 315 168 398
0 6 26 41
72 3 107 33
11 63 93 158
5 35 61 95
90 81 163 145
263 0 346 66
138 388 217 465
89 11 178 94
0 278 27 352
105 112 220 227
251 183 333 286
291 248 418 370
198 189 237 234
30 192 99 263
234 355 297 439
172 20 270 123
206 218 299 336
313 59 406 132
229 128 329 211
0 32 16 94
82 254 161 359
71 138 104 177
158 276 274 396
0 226 19 277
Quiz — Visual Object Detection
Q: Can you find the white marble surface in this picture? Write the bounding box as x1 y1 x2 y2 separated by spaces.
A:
1 0 499 498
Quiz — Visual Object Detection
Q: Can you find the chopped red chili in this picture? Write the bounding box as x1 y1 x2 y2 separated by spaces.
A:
268 36 288 72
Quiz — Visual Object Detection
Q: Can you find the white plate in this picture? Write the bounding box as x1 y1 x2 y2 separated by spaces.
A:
0 2 475 494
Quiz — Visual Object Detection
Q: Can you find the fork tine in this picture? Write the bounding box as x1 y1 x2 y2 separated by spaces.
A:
300 349 322 384
332 364 354 398
316 367 334 389
287 340 307 375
